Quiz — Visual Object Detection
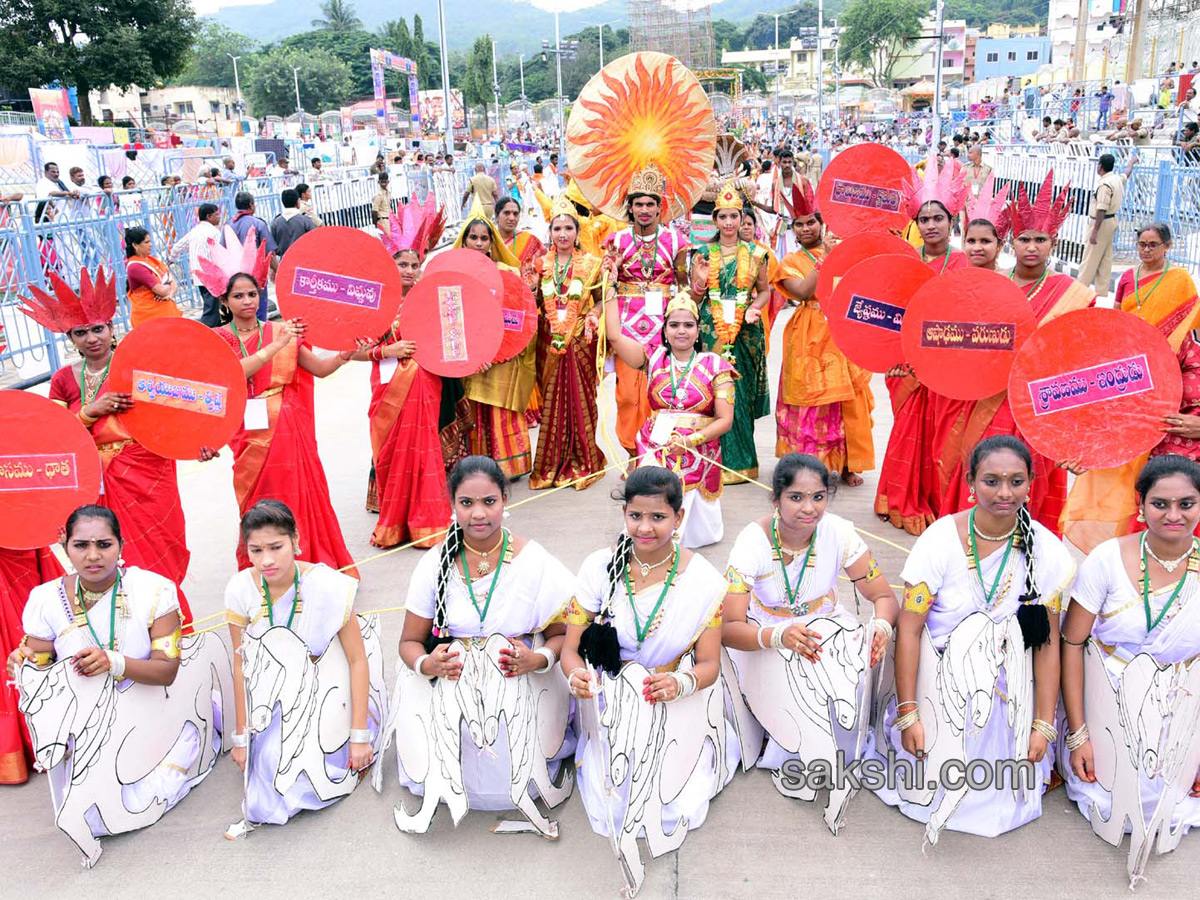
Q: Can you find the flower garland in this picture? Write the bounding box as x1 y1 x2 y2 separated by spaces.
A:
541 251 585 355
707 242 753 361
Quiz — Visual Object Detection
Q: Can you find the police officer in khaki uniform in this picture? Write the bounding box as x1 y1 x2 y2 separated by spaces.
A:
1077 152 1137 300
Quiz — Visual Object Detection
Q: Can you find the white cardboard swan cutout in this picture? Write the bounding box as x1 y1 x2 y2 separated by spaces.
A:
18 632 234 867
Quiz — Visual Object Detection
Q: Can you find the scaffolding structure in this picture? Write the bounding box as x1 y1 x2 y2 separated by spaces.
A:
627 0 715 69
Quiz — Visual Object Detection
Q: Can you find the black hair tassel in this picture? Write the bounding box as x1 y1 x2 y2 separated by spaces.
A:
578 620 622 676
1016 600 1050 650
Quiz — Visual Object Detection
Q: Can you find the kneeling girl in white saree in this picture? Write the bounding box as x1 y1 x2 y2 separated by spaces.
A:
10 505 229 867
721 453 898 832
872 436 1075 842
224 500 382 833
560 466 739 899
383 456 576 837
1061 455 1200 886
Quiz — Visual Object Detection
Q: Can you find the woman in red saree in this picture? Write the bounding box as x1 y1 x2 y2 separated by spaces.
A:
529 204 605 490
1064 222 1200 551
935 177 1095 534
23 269 197 624
0 547 62 783
212 273 359 574
361 205 451 549
876 154 970 534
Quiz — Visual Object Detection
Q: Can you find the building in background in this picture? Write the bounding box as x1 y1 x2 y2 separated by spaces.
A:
890 16 968 88
974 36 1054 80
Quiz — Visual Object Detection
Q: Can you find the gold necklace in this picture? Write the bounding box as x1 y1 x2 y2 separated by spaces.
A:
971 518 1017 542
465 530 506 576
1144 539 1194 573
234 323 260 334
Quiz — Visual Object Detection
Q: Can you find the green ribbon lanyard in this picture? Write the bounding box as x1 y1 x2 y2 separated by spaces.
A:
922 246 951 274
236 320 264 359
1009 266 1048 296
263 567 301 629
967 509 1017 606
460 529 509 623
78 357 112 406
77 572 121 650
669 351 697 398
1140 534 1195 633
1133 262 1170 310
624 547 680 645
771 519 817 610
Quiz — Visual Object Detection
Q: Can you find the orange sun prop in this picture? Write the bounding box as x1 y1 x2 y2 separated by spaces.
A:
567 52 716 221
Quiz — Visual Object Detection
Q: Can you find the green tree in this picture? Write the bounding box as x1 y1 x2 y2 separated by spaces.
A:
377 19 414 60
730 64 768 93
275 29 374 98
839 0 925 87
0 0 196 125
743 5 819 51
311 0 362 32
173 22 258 89
462 36 495 128
412 15 436 90
247 47 352 117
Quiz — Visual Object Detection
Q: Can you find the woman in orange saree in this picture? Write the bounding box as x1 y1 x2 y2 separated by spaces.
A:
213 273 359 574
123 227 181 328
24 269 197 624
936 210 1095 534
0 547 62 783
529 207 606 490
1063 222 1200 552
360 225 451 550
772 208 875 484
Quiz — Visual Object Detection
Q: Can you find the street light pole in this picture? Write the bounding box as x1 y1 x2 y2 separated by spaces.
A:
228 54 242 107
817 0 824 146
436 0 453 148
292 66 302 114
931 0 945 150
773 13 782 114
519 53 529 125
555 10 565 159
491 39 502 143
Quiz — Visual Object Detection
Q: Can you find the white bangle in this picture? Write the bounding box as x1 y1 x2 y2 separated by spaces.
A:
874 620 894 642
348 728 371 744
412 653 434 680
105 649 126 679
568 666 588 698
770 626 785 650
534 646 556 672
232 730 249 748
756 626 770 650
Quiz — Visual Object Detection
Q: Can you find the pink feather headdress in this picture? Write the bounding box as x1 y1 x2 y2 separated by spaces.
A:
20 267 118 333
904 151 970 218
1007 170 1071 240
380 194 446 261
196 226 272 297
964 172 1011 240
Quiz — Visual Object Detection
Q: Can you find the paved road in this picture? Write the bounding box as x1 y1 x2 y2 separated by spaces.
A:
3 308 1195 899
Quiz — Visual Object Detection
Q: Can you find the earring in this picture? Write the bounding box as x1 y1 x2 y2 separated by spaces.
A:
967 489 975 503
293 544 302 555
772 507 781 522
118 556 126 567
1137 511 1145 523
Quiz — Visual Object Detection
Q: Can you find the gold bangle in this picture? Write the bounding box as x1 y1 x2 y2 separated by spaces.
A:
78 411 98 426
254 348 268 363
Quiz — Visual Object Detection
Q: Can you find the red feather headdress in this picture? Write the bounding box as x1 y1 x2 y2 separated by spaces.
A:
904 151 970 218
196 226 272 297
380 194 445 261
1008 170 1071 239
20 267 118 333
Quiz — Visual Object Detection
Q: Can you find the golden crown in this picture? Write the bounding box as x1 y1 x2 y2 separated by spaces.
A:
549 192 579 221
666 292 699 319
629 163 667 200
714 180 744 211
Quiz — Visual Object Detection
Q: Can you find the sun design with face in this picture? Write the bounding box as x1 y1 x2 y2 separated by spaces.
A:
567 52 716 221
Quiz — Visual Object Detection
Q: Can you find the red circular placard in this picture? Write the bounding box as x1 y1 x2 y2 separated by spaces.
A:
0 391 102 549
825 254 935 373
816 231 919 306
423 248 504 304
494 270 538 363
400 271 502 377
816 145 912 238
1008 308 1182 469
108 318 248 460
275 226 404 351
901 267 1038 400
